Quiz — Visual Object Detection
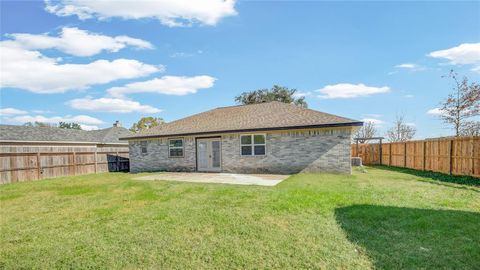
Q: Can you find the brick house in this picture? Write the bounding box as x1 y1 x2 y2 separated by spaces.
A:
122 102 362 174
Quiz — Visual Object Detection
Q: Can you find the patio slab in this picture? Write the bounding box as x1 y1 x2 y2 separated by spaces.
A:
134 172 289 186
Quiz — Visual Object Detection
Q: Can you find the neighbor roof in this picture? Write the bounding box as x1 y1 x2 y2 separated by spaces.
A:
0 125 132 144
123 101 362 139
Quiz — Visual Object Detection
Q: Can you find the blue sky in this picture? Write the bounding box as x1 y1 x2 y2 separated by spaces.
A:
1 0 479 139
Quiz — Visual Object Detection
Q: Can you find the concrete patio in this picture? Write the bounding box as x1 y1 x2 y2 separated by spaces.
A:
134 172 290 186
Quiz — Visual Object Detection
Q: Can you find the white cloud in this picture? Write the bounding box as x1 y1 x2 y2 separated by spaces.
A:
80 124 99 130
395 63 416 69
107 75 216 97
428 43 480 65
427 108 446 116
404 94 415 98
316 83 390 99
0 42 160 93
406 122 416 127
395 63 425 71
67 97 161 113
6 27 153 57
7 114 104 125
361 118 385 127
0 108 28 115
292 91 312 98
45 0 237 27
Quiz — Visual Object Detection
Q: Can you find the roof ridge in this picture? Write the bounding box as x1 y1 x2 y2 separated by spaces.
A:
215 101 282 110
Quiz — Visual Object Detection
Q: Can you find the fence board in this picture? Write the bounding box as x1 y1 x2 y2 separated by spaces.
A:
352 136 479 178
0 145 129 184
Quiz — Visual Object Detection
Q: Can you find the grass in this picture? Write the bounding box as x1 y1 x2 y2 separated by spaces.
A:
0 167 479 269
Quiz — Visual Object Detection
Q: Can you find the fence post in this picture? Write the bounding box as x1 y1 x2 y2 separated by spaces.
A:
94 149 98 174
379 139 383 165
389 144 392 166
36 152 41 180
404 142 407 168
449 139 454 175
423 140 427 171
9 155 16 183
116 151 120 171
72 151 76 176
471 137 475 176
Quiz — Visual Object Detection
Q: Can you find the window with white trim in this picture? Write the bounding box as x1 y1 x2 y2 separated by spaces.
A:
240 134 266 156
169 138 184 157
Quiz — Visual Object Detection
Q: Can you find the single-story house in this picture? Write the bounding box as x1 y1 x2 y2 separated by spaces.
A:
122 102 363 174
0 121 131 148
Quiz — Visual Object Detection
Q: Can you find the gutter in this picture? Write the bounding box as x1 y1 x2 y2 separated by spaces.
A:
121 122 363 140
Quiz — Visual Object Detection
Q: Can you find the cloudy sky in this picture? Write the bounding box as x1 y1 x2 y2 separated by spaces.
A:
0 0 479 137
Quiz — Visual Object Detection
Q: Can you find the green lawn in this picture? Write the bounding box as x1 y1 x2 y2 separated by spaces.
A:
1 167 479 269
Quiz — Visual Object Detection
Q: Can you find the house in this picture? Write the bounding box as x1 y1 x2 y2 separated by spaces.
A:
0 121 131 147
0 122 133 183
122 102 363 174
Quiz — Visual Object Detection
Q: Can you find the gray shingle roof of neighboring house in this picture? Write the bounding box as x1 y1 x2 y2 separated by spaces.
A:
0 125 132 144
124 101 362 139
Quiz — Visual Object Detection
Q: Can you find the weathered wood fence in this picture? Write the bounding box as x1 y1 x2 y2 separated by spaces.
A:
352 136 480 178
0 146 129 184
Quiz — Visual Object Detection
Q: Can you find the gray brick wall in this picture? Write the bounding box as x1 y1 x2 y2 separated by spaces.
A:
129 137 196 173
129 128 352 174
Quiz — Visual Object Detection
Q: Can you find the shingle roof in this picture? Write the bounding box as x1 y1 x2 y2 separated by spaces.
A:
0 125 132 144
124 101 362 139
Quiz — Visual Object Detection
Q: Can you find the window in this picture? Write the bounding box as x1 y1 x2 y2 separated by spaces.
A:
169 138 184 157
140 141 147 154
240 134 266 156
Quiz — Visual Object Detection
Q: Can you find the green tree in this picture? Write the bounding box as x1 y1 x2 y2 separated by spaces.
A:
58 122 82 130
235 85 308 108
130 117 164 133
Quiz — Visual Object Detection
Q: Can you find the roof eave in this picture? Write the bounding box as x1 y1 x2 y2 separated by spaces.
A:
121 122 363 140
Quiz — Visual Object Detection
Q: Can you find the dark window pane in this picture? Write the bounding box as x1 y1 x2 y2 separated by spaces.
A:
170 149 183 157
254 135 265 144
241 135 251 145
254 145 265 155
140 141 147 153
169 139 183 147
241 146 252 155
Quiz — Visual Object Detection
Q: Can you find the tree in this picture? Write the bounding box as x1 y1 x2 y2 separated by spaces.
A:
130 117 164 133
438 70 480 136
386 115 416 142
459 121 480 136
23 122 55 128
235 85 308 108
58 122 82 130
354 121 377 143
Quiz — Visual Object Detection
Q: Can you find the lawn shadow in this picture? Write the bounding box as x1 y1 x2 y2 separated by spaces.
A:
335 205 480 270
372 165 480 187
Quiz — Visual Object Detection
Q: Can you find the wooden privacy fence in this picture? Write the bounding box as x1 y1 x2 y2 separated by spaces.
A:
0 146 129 184
352 136 480 178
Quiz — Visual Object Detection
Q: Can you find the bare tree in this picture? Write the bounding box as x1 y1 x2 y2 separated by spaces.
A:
354 121 377 143
386 114 416 142
459 121 480 136
439 70 480 136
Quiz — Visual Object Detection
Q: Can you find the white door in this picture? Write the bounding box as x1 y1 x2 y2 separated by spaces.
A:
197 139 221 172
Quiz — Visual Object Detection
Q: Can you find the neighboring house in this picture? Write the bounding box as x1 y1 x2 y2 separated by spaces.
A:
0 122 132 183
123 102 362 174
0 121 131 147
